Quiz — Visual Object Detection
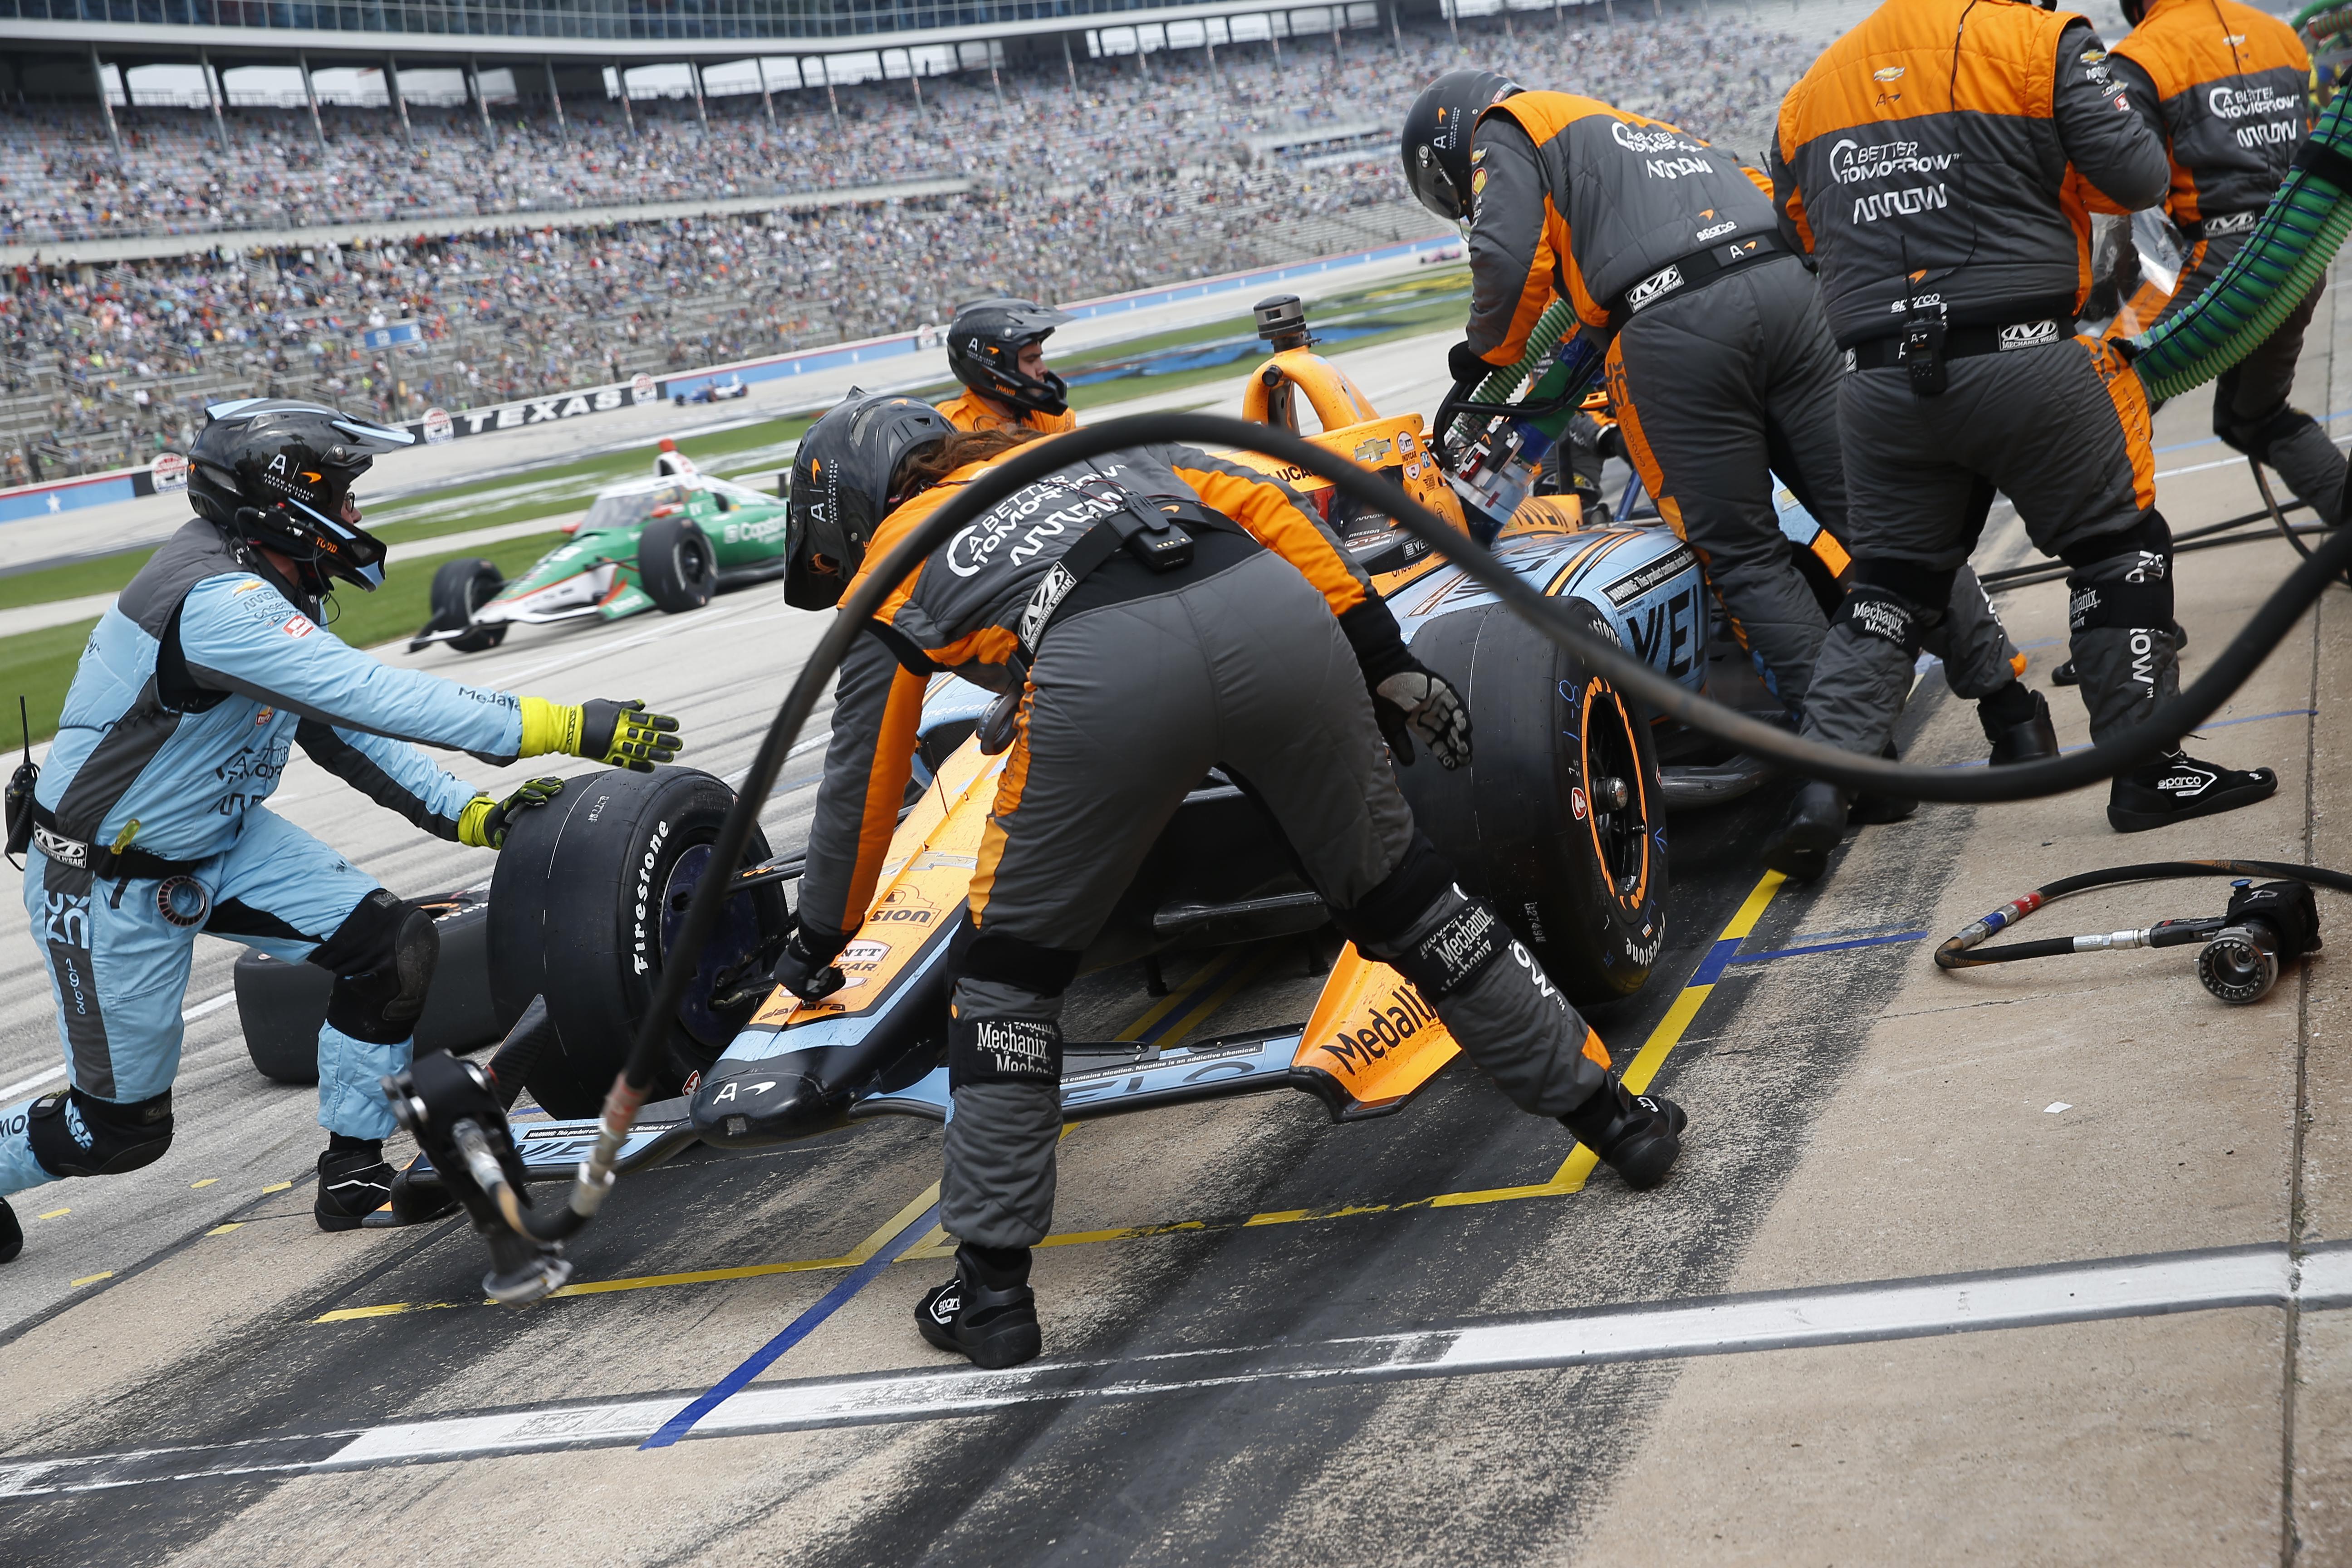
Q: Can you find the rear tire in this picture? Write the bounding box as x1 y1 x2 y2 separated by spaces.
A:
427 558 508 654
1395 598 1667 1005
488 768 789 1116
639 517 716 615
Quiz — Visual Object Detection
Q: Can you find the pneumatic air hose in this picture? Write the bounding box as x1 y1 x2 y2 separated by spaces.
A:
1466 297 1580 407
2130 86 2352 400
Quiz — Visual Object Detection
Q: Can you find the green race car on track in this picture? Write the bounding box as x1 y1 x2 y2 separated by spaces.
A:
411 448 790 655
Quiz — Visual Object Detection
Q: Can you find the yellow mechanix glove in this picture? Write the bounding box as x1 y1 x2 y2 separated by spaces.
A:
517 696 684 773
456 776 565 850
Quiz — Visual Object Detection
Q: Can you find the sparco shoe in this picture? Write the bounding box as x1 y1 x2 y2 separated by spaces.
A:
1981 686 2060 765
1762 780 1849 882
1562 1076 1687 1190
2108 750 2278 833
917 1245 1042 1369
0 1196 20 1264
314 1139 392 1232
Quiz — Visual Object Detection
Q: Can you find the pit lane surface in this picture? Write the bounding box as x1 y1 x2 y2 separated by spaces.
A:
6 279 2352 1563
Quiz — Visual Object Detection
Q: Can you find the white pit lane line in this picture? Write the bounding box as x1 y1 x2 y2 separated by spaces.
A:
7 1240 2347 1496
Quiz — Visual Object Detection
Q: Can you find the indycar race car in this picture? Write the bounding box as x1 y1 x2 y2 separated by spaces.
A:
673 373 750 407
411 447 789 654
240 296 1832 1214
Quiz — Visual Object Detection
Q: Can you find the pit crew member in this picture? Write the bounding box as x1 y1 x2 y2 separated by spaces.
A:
0 398 686 1265
1405 68 2047 779
2104 0 2337 524
774 393 1687 1370
938 297 1081 436
1764 0 2280 880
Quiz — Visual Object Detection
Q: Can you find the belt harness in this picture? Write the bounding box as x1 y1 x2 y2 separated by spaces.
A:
1609 231 1789 333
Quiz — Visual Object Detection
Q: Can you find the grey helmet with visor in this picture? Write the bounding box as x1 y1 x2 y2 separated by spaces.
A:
784 390 959 610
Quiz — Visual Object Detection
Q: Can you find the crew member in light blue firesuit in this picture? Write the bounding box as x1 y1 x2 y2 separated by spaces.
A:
0 398 688 1263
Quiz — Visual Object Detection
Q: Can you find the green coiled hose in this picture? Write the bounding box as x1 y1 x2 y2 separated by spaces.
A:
2131 87 2352 401
1466 297 1581 406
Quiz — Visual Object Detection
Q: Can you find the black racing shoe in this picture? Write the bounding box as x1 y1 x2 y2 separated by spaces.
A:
1847 742 1917 825
2108 750 2279 833
2050 658 2079 686
0 1197 20 1264
917 1249 1043 1369
314 1142 392 1232
1762 780 1850 882
1561 1076 1687 1190
1982 687 2060 765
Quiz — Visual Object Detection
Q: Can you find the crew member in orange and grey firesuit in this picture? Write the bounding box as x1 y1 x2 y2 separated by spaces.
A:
937 297 1082 436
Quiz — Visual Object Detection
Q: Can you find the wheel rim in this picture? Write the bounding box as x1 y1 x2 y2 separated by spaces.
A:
657 843 771 1047
1579 680 1652 911
679 538 712 588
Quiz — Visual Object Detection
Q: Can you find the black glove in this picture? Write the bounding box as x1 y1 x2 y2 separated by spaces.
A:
770 923 849 1004
1373 666 1474 770
582 698 684 772
456 775 564 850
1449 340 1495 387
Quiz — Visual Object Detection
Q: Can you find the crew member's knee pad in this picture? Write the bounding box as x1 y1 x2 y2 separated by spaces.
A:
2065 538 2175 639
2216 400 2315 463
1833 559 1957 658
1328 832 1456 956
312 890 438 1047
27 1087 172 1179
951 918 1082 1001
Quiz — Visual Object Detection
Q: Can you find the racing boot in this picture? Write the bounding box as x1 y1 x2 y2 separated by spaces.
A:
1562 1075 1686 1190
0 1197 19 1264
314 1136 393 1232
1846 742 1916 826
2108 750 2279 833
1762 780 1850 882
918 1243 1042 1370
1980 682 2060 765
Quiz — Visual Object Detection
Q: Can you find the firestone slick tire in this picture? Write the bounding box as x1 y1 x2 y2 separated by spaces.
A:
489 766 789 1116
1394 597 1668 1006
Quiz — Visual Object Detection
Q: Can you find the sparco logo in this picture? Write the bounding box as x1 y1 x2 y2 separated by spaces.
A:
1694 219 1738 241
2208 83 2298 119
1998 320 2060 351
1611 120 1709 156
1852 185 1948 223
1625 264 1685 312
1828 137 1957 185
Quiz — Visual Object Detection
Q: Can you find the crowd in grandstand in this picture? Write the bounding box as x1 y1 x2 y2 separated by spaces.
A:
1 12 1818 483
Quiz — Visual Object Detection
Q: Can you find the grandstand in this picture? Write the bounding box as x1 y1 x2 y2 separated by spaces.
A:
0 1 1823 485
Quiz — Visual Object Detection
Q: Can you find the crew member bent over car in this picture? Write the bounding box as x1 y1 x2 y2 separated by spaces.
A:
773 393 1687 1370
1405 69 2041 768
1766 0 2279 879
937 297 1081 436
2103 0 2338 524
0 398 686 1265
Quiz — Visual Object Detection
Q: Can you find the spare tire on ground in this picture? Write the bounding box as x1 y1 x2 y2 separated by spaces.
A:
1395 596 1667 1007
489 766 790 1116
426 557 509 654
233 894 499 1085
638 516 716 614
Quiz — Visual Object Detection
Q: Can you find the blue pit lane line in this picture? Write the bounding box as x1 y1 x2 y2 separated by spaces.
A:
1936 708 2316 767
640 1200 945 1450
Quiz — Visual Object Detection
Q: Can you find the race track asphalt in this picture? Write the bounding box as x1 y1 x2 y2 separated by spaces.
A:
4 270 2350 1563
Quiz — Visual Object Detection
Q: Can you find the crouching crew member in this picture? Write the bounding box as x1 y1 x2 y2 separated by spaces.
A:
0 398 687 1264
1764 0 2280 879
773 393 1688 1370
1404 69 2041 766
938 297 1081 436
2105 0 2338 524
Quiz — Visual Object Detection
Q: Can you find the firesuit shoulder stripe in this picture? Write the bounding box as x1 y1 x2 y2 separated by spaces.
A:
1164 449 1370 617
1781 0 2077 141
294 720 464 841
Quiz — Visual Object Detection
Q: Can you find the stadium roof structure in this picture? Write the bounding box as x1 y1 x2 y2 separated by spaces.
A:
0 0 1424 64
